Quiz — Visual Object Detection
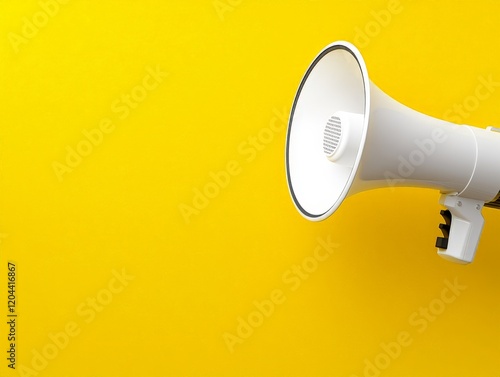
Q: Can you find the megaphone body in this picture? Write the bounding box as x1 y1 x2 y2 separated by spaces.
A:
285 41 500 264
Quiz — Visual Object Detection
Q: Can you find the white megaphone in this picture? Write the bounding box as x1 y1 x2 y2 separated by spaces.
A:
285 41 500 264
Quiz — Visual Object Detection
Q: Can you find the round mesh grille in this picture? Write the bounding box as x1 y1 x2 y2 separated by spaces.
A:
323 116 342 156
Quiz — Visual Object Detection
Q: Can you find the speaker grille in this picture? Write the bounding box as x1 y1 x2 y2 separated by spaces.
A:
323 116 342 156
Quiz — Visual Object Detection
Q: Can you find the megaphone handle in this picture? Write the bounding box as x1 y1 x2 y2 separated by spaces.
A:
436 194 485 264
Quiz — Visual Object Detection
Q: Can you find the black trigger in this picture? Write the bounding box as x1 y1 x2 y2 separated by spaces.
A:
439 223 450 238
436 237 449 249
436 210 452 250
440 210 452 226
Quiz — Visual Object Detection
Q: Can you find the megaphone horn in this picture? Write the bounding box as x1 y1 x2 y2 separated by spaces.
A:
285 41 500 264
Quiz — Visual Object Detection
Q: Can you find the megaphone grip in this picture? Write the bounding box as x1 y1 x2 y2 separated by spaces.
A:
436 195 485 264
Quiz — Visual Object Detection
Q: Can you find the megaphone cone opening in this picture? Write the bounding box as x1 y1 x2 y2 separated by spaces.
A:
285 41 371 220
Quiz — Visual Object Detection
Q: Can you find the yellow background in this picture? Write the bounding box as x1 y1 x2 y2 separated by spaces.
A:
1 0 500 376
